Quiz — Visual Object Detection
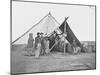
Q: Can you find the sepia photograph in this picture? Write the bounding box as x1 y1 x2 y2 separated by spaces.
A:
11 0 96 74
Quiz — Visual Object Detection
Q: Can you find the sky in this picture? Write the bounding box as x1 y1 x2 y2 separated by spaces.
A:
12 1 95 42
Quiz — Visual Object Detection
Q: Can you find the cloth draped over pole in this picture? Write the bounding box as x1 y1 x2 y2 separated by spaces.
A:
59 17 82 48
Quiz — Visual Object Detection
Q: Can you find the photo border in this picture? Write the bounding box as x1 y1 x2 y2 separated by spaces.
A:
10 0 97 74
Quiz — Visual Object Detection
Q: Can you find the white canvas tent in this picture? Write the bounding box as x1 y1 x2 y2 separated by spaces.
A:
12 13 61 44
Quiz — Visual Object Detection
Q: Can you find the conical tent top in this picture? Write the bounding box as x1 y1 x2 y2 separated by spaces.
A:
65 17 69 21
48 12 51 16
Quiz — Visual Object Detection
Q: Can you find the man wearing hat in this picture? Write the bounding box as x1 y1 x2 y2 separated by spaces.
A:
72 39 77 54
40 32 45 55
26 33 34 56
34 32 41 58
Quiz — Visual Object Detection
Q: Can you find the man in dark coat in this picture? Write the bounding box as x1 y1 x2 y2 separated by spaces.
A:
27 33 34 56
35 33 41 48
27 33 34 48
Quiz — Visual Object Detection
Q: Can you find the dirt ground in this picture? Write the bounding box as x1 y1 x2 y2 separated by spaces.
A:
11 48 96 74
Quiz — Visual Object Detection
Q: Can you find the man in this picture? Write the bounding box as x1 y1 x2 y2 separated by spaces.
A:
67 43 73 53
27 33 34 48
34 32 41 58
45 37 50 54
27 33 34 56
40 32 45 55
72 39 81 54
72 39 77 54
82 43 88 52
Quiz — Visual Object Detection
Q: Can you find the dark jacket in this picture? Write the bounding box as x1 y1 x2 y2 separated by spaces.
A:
27 37 34 48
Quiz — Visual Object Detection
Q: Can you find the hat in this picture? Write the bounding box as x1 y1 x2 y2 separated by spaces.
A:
37 32 40 35
40 32 43 35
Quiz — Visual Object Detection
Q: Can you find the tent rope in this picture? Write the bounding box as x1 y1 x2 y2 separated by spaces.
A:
51 15 61 25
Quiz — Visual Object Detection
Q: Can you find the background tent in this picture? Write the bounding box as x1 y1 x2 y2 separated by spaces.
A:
12 13 60 44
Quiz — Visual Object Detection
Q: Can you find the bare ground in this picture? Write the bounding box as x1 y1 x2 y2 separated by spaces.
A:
11 48 96 74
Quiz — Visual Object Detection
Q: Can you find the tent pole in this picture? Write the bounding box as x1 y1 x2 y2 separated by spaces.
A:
64 19 66 54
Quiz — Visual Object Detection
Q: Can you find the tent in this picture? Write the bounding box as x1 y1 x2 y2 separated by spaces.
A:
12 12 61 44
59 17 82 48
12 12 82 53
49 17 82 53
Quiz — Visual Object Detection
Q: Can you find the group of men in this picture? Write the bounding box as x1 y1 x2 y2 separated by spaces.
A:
26 32 83 57
27 32 50 58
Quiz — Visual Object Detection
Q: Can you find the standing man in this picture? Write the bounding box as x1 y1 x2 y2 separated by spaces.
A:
27 33 34 56
34 32 41 58
40 32 45 55
27 33 34 48
45 36 50 54
72 39 77 54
